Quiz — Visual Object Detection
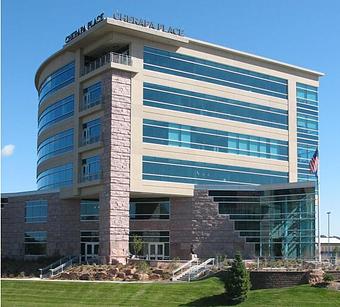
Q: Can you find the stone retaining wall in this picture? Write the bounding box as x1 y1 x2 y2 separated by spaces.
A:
250 270 340 289
250 271 308 289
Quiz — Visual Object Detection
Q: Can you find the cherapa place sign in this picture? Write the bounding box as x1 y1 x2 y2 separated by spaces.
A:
112 12 184 36
65 13 105 44
65 12 184 44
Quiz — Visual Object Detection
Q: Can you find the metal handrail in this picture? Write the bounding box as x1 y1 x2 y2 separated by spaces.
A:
172 258 199 281
186 258 215 282
79 172 102 183
50 255 80 277
83 52 132 75
80 96 104 111
190 258 215 274
81 135 101 146
39 255 74 278
172 258 197 276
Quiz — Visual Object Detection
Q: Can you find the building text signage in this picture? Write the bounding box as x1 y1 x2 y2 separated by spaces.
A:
112 12 184 36
65 13 105 44
64 12 184 44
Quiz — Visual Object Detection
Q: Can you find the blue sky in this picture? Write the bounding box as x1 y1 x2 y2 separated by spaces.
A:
2 0 340 235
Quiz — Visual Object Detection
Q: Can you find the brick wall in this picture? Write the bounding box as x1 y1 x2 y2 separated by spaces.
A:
130 189 255 260
1 192 98 259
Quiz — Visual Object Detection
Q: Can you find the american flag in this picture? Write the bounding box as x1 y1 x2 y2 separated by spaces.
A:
309 148 319 174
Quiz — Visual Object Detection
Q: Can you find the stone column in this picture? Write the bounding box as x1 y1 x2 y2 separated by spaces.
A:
99 70 131 264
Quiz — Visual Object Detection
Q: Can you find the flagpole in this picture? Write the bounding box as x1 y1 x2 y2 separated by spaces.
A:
317 173 321 262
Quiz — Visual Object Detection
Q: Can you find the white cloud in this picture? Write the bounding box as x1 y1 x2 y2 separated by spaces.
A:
1 144 15 157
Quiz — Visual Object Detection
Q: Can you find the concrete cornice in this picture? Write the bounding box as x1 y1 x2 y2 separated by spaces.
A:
189 38 324 78
35 17 324 90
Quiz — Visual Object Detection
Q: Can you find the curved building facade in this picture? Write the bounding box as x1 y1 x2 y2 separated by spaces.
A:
2 14 322 262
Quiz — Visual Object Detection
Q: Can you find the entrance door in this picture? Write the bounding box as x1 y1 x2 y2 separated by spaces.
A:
148 243 164 260
85 243 99 262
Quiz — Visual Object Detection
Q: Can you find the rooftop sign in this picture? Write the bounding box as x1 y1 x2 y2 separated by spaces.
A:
65 13 105 44
64 12 184 44
112 12 184 36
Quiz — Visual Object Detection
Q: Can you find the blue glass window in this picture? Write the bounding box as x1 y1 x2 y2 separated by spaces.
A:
144 47 288 99
296 83 319 182
24 231 47 255
37 163 73 190
25 200 48 223
80 200 99 221
81 156 101 182
82 118 101 145
37 129 73 165
39 62 75 104
211 187 315 259
38 95 74 134
143 119 288 160
130 198 170 220
82 82 102 110
144 83 288 130
143 156 288 185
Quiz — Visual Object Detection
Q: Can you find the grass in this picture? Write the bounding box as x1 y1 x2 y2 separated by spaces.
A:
1 277 340 306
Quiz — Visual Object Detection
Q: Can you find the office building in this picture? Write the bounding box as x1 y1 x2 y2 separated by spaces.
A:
1 14 322 263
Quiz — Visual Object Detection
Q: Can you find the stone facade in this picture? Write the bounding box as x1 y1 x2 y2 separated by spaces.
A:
1 192 98 259
250 270 340 289
130 189 255 260
190 189 254 258
250 271 308 289
99 69 131 264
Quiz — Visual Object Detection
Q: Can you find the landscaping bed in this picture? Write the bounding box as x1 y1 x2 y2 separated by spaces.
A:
54 262 174 281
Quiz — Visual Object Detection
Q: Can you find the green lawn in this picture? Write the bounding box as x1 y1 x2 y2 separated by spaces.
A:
1 278 340 307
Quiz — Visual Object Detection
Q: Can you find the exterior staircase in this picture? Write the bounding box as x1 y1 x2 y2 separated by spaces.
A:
39 255 80 278
172 258 215 281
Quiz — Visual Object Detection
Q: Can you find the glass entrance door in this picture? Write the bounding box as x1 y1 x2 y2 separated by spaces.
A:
148 243 164 260
84 242 99 262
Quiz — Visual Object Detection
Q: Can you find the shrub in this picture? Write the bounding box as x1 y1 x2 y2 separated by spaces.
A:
132 235 143 257
137 261 150 274
168 257 180 272
225 253 251 303
323 272 334 282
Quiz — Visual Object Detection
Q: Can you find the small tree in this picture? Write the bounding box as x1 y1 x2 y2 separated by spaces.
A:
132 235 143 257
323 272 334 283
225 253 251 303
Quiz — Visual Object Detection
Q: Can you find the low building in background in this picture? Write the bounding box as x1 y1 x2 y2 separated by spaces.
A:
1 13 323 263
318 237 340 261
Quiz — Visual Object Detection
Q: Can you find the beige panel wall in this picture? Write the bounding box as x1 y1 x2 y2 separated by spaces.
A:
143 71 287 110
35 25 321 197
143 107 288 140
130 38 145 192
129 37 321 195
288 79 298 183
